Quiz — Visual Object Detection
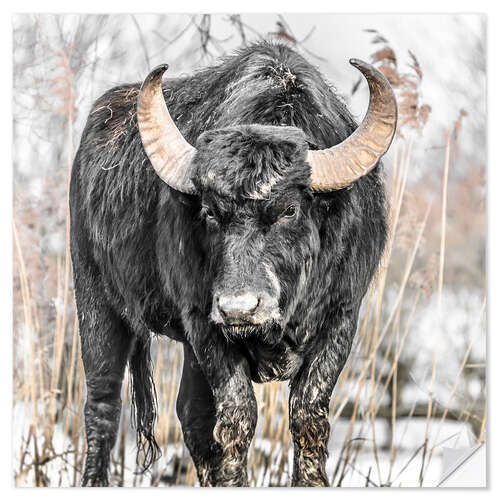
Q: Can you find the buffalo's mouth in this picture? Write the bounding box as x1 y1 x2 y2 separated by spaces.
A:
219 320 282 345
221 323 257 339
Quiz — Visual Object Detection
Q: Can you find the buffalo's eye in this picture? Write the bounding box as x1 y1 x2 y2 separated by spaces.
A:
279 205 298 221
202 206 216 221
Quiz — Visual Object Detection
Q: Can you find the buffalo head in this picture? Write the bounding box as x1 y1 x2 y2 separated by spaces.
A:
136 60 397 342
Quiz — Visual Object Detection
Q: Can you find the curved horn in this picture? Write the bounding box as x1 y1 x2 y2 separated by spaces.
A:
308 59 397 191
137 64 197 194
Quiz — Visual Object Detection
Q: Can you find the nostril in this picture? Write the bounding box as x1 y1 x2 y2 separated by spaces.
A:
216 297 227 319
253 297 261 313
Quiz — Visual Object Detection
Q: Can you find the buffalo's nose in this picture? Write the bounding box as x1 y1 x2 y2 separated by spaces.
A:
217 292 260 323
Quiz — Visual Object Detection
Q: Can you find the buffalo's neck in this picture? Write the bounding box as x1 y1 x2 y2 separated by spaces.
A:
239 332 305 383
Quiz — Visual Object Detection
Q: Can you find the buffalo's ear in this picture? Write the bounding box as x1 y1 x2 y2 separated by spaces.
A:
305 137 320 150
196 130 218 148
280 140 301 155
281 138 308 161
273 126 308 158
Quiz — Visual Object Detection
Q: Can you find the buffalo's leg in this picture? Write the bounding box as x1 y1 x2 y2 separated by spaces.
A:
289 315 357 486
75 269 132 486
184 320 257 486
209 359 257 486
176 343 221 486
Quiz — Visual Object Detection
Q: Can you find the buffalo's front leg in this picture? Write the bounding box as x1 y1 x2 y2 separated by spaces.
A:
211 371 257 486
184 318 257 486
289 314 357 486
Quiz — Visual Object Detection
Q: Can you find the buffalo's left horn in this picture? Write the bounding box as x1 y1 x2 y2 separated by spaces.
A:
308 59 397 191
137 64 197 194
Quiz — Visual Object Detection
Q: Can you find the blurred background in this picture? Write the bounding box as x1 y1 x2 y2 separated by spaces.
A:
12 13 486 487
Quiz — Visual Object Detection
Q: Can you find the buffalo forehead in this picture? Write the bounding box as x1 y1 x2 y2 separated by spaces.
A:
193 125 309 199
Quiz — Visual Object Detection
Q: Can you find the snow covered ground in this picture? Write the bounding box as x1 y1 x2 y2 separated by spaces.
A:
13 399 477 487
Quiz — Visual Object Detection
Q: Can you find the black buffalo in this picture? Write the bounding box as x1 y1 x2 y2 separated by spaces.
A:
70 40 397 487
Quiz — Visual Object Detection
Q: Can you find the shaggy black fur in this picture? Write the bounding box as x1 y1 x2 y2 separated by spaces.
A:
70 40 388 487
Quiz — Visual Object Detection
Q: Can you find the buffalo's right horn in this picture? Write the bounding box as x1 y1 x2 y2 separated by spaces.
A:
137 64 197 194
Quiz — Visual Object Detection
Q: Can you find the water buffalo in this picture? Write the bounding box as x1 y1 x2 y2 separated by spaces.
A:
69 40 397 487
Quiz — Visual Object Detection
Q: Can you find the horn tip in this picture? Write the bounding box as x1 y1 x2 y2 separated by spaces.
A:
349 58 368 70
154 63 169 73
142 64 169 88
